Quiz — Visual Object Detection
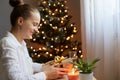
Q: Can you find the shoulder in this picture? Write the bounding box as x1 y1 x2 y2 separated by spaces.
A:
0 36 17 50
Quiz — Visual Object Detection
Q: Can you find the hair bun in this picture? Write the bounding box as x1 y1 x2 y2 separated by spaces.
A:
9 0 23 7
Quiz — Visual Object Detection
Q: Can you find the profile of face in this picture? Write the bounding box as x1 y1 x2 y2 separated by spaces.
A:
18 11 40 39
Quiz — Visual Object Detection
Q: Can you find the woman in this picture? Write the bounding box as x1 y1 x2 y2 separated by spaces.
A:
0 0 68 80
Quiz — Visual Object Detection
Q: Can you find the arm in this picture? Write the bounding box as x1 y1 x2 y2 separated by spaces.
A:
0 42 46 80
32 62 43 73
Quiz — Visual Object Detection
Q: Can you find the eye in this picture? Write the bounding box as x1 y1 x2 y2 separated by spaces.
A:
33 23 38 26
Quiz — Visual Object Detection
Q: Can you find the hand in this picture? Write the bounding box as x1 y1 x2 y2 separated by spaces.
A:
43 64 68 80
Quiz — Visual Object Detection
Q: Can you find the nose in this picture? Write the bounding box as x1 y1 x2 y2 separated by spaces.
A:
34 27 39 33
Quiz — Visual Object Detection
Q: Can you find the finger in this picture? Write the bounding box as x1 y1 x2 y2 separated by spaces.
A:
59 68 69 72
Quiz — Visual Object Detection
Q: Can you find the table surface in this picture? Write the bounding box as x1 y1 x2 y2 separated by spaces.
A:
61 75 96 80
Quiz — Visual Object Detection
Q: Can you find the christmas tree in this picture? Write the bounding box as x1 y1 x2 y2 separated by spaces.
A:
28 0 82 63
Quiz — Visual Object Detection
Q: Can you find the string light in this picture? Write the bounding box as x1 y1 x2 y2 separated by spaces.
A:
44 21 47 24
42 1 47 4
61 49 63 52
40 23 42 26
64 10 67 12
51 38 54 41
30 46 33 49
71 34 74 38
53 4 56 6
55 9 58 12
61 17 64 20
61 4 64 7
42 18 45 21
53 26 58 30
39 48 42 50
71 24 73 26
35 53 37 55
48 3 51 6
50 24 52 26
37 54 41 57
58 2 60 5
79 50 82 53
41 31 44 34
33 38 36 41
52 13 55 15
50 54 53 57
61 21 64 23
46 52 49 54
64 28 66 30
33 49 36 52
43 37 46 39
65 45 68 48
51 45 53 48
80 55 83 58
66 37 70 40
45 15 48 17
42 47 47 50
59 10 62 13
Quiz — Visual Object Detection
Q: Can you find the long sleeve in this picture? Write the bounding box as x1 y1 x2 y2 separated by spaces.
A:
32 63 43 73
0 33 47 80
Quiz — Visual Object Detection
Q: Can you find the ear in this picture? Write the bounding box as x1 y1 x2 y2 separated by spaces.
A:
17 17 24 26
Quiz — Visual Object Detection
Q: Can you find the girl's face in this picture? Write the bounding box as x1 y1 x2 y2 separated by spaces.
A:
20 11 40 39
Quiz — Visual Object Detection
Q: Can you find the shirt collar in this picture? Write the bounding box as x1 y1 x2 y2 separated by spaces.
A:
6 32 26 47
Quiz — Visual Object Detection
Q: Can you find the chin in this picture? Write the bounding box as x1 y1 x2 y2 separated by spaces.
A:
25 36 33 40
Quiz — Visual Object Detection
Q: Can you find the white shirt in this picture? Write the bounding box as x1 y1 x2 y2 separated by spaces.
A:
0 32 46 80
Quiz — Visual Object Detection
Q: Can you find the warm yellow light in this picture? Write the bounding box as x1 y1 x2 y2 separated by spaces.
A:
64 10 67 12
33 38 36 41
45 15 48 17
64 28 66 30
58 2 60 5
56 49 59 51
66 37 70 40
38 26 40 29
61 49 63 52
39 48 42 50
38 54 41 57
43 37 46 39
79 50 82 53
59 10 62 13
52 13 55 15
33 49 36 52
80 55 83 58
53 26 58 30
55 9 58 12
71 24 73 26
61 4 64 7
44 21 47 24
30 46 33 49
40 23 42 26
53 4 56 6
65 45 68 48
51 38 54 41
42 18 45 21
35 53 37 55
50 54 52 57
61 21 64 23
41 31 45 34
51 45 53 48
73 29 77 33
65 15 68 18
50 24 52 26
48 3 51 6
71 34 74 38
42 1 46 4
43 47 47 50
46 52 49 54
61 17 64 20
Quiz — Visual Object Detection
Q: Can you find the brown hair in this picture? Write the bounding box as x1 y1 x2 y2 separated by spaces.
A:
9 0 40 27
